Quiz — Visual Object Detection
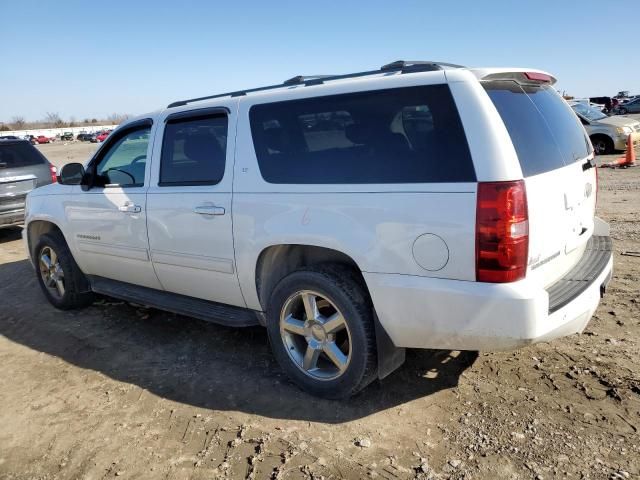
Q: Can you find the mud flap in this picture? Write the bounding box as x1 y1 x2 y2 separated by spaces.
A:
374 311 406 379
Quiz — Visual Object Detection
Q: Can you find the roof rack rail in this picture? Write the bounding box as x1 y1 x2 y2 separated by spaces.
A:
380 60 466 72
283 75 336 86
167 60 464 108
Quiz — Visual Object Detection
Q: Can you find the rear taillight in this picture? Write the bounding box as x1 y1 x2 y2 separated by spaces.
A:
476 180 529 283
49 163 58 183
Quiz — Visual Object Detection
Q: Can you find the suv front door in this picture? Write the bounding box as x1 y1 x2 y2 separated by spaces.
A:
146 105 245 307
66 119 162 289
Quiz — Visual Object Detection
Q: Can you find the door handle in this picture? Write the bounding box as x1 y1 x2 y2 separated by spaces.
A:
118 202 141 213
193 205 225 216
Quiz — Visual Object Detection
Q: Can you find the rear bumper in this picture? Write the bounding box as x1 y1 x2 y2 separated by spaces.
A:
364 233 613 351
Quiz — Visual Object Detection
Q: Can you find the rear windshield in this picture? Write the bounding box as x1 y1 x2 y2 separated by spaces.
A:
249 85 476 184
484 81 591 177
0 142 46 168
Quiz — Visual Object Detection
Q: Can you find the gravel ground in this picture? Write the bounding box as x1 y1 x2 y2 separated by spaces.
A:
0 139 638 479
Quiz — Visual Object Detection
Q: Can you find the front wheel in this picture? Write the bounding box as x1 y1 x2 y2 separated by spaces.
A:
34 232 94 309
266 266 377 399
619 107 628 115
591 136 614 155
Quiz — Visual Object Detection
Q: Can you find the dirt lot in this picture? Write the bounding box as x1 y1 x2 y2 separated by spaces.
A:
0 140 638 480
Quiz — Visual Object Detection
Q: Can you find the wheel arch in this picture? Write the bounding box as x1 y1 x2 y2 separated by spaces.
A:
254 243 406 379
27 219 66 263
28 218 91 294
254 243 364 312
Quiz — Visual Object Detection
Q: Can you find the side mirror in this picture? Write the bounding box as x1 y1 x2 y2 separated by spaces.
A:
59 163 86 185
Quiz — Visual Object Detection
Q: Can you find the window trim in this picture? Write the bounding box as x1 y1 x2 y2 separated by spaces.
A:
158 110 229 187
164 106 229 123
86 118 153 189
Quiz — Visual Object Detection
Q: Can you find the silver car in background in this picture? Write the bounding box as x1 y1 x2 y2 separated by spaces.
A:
0 139 56 228
570 101 640 154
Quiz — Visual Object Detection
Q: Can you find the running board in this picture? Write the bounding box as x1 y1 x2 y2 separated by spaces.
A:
88 276 260 327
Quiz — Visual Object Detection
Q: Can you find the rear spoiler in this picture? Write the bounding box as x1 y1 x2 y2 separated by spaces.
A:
469 68 557 86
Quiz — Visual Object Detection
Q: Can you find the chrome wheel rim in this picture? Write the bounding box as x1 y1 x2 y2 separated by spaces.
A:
279 290 351 381
39 246 65 299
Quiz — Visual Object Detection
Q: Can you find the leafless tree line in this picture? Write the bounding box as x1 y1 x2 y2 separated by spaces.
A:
0 113 130 131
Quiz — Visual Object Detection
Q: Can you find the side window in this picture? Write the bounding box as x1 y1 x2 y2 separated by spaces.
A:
160 114 228 186
249 85 475 184
95 127 150 187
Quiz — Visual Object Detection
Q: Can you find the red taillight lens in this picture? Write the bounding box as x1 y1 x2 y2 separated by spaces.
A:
49 163 58 183
476 180 529 283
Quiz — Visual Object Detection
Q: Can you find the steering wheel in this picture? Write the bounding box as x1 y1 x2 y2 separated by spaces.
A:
105 168 136 184
131 155 146 164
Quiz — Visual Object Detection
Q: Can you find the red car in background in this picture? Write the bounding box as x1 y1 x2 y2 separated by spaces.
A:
36 135 52 144
96 130 112 142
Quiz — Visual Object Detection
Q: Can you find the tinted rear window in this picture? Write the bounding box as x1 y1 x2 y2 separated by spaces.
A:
249 85 475 184
484 81 591 177
0 142 46 168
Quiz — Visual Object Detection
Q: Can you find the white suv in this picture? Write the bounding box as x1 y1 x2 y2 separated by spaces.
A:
23 61 613 398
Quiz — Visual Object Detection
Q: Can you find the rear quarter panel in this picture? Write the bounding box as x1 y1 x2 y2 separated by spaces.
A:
232 74 481 310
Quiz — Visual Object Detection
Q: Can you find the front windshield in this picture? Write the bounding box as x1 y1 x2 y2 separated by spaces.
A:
572 102 607 121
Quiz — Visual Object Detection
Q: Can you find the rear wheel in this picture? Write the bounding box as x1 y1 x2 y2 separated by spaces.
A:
35 232 94 310
266 266 377 399
591 135 614 155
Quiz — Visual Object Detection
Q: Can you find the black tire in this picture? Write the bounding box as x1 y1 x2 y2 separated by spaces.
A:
619 107 628 115
34 231 94 310
590 135 614 155
266 265 377 399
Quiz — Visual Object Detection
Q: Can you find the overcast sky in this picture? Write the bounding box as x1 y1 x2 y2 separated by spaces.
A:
1 0 638 123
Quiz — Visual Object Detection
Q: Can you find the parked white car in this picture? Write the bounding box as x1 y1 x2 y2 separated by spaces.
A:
23 61 612 398
570 101 640 154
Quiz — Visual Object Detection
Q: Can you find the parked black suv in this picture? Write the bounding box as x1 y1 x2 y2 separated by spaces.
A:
0 139 56 228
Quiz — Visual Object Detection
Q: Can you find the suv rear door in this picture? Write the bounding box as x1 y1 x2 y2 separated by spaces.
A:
146 103 245 307
483 79 596 288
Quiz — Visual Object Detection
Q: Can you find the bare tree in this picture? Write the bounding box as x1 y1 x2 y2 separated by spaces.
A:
69 116 77 128
107 113 130 125
11 116 26 129
44 112 65 128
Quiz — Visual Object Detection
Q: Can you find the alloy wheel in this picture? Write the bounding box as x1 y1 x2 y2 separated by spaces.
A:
279 290 352 381
39 246 65 299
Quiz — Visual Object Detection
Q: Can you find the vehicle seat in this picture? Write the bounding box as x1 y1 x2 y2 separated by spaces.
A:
180 132 226 182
